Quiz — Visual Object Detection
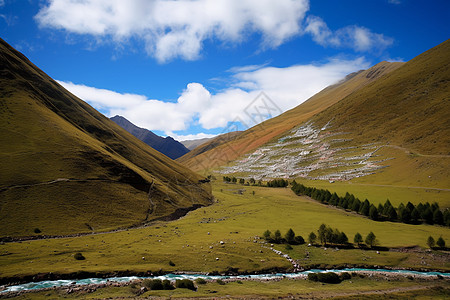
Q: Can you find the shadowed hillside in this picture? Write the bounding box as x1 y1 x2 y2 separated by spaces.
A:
110 115 189 159
179 61 403 173
0 38 213 237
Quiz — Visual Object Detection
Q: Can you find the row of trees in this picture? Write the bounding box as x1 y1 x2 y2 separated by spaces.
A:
291 181 449 227
263 228 305 245
222 177 289 187
263 224 379 248
308 224 378 248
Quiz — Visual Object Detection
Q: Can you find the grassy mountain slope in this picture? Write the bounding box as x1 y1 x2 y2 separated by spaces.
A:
0 38 212 237
110 115 189 159
179 61 403 173
309 39 450 188
177 131 242 166
217 39 449 192
313 40 450 155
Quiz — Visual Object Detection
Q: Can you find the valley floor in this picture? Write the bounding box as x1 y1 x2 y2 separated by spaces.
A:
0 181 449 298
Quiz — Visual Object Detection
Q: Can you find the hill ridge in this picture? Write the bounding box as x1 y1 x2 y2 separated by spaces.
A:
0 38 212 237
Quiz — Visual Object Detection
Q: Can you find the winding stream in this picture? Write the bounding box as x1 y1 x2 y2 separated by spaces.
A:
2 268 449 293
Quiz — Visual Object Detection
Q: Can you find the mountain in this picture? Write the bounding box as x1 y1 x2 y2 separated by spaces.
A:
179 61 404 172
217 39 450 188
0 38 213 237
110 115 189 160
177 131 243 168
181 138 213 151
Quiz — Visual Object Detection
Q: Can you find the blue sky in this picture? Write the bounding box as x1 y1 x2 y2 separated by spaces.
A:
1 0 449 141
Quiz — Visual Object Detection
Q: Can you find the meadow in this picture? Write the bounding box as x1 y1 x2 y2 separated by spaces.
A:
1 181 449 282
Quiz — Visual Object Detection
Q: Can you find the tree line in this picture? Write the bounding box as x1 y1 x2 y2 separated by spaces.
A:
291 181 449 227
223 177 288 187
263 224 379 248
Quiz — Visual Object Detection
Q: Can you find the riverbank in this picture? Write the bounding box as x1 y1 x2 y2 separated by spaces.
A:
1 269 449 299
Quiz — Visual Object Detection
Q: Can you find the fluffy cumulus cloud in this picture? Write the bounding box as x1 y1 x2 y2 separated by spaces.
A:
35 0 392 62
58 58 369 139
36 0 309 62
305 16 393 52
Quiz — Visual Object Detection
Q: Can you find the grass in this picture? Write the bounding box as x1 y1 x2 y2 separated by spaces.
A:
1 181 449 281
5 276 449 299
0 38 213 237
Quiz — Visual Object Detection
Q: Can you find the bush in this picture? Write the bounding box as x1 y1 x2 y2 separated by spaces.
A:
339 272 351 280
317 272 342 284
175 279 196 290
162 279 174 290
33 228 41 234
308 272 341 284
143 279 163 290
216 279 226 285
169 260 175 266
195 278 207 285
74 252 85 260
307 273 318 281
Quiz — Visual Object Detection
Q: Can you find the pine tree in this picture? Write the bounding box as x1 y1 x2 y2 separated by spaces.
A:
308 232 317 244
365 232 378 248
426 236 435 248
285 228 296 244
354 232 363 246
436 237 446 248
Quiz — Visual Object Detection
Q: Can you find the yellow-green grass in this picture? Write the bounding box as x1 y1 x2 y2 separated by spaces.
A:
0 38 212 237
1 182 449 281
6 277 449 299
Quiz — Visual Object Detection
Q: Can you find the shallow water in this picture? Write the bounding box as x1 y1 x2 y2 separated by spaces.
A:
2 268 449 293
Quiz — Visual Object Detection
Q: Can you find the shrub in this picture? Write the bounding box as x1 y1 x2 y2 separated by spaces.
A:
74 252 85 260
162 279 174 290
169 260 175 266
34 228 41 234
216 279 226 285
236 280 243 284
143 279 163 290
175 279 196 290
195 278 207 285
317 272 341 284
427 236 435 248
307 273 318 281
340 272 351 281
308 272 341 284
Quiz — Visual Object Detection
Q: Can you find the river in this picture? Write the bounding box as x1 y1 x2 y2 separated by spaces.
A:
2 268 449 293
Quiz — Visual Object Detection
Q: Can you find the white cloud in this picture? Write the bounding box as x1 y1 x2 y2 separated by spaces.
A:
305 16 393 52
58 58 368 136
169 132 217 142
36 0 309 63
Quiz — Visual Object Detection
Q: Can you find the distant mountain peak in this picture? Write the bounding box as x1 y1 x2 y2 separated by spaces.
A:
110 115 189 159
